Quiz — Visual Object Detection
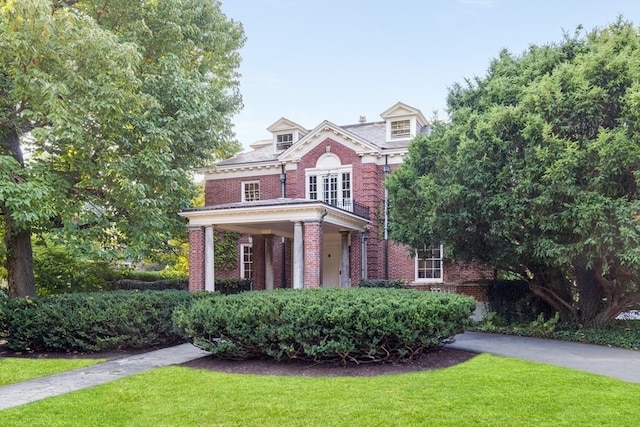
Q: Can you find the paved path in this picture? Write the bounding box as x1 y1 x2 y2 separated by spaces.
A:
1 334 638 411
0 344 209 411
446 332 640 383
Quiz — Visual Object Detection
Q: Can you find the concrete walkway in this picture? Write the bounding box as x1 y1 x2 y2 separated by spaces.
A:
446 332 640 383
0 344 209 411
1 334 638 411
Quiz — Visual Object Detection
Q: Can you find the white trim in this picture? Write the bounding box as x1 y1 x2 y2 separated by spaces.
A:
240 243 253 280
414 244 444 283
241 180 260 202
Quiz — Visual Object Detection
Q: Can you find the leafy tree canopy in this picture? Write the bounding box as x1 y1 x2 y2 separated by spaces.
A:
0 0 244 296
387 18 640 326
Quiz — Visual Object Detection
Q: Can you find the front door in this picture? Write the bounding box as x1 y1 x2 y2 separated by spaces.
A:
322 235 340 287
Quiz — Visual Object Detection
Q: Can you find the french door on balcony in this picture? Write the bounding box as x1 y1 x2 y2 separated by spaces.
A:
308 172 351 211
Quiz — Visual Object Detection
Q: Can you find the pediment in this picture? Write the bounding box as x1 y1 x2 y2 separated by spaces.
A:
267 118 307 133
380 102 428 125
278 120 380 162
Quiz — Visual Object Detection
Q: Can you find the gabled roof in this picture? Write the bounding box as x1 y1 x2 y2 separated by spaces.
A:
278 120 382 162
266 118 307 134
380 101 428 126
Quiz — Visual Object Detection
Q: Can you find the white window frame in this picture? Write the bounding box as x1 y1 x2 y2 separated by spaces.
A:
242 181 260 202
276 133 294 149
240 243 253 279
305 167 352 210
415 244 443 283
391 119 411 138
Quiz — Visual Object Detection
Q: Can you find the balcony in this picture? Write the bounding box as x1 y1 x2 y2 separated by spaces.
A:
322 199 370 219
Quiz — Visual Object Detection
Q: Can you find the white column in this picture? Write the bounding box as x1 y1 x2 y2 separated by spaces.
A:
340 231 350 287
204 225 215 292
293 221 304 289
265 235 274 290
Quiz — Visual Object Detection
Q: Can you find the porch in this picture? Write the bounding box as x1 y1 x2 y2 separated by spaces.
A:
180 198 371 291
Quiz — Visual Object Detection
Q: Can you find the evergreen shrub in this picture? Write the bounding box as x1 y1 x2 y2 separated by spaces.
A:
215 278 252 295
2 290 192 352
173 288 475 363
111 278 188 291
359 279 406 288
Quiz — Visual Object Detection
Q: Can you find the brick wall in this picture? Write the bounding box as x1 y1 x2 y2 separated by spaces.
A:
188 228 204 292
303 221 322 287
205 174 282 205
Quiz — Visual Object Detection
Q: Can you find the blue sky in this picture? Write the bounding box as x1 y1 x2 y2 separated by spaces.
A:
221 0 640 150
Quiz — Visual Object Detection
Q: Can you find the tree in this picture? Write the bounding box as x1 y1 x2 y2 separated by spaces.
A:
0 0 244 297
387 19 640 326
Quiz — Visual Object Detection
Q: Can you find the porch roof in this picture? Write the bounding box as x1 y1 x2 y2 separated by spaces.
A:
180 198 371 239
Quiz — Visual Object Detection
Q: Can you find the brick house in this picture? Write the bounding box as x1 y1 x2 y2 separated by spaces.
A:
180 102 492 302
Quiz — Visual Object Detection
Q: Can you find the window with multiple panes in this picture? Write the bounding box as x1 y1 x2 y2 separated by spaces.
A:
341 172 351 206
242 181 260 202
240 244 253 279
276 133 293 149
416 245 443 282
306 170 352 211
391 119 411 138
309 175 318 200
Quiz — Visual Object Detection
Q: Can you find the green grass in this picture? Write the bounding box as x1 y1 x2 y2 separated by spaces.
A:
0 358 105 386
1 354 638 426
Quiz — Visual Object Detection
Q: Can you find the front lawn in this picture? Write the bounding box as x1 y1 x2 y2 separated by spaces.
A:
1 354 638 426
0 358 105 386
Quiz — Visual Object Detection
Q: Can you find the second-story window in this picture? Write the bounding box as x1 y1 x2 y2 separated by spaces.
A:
242 181 260 202
391 119 411 138
307 171 352 211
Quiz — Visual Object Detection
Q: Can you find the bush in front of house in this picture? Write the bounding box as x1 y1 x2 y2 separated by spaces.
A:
215 278 253 295
359 279 407 288
173 288 475 364
111 278 188 291
2 290 193 352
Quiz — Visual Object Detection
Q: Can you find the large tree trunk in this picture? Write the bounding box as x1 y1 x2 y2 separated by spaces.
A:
574 265 606 325
4 214 35 298
1 126 36 297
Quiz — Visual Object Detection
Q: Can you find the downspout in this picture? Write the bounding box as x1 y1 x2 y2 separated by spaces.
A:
280 164 287 288
383 155 390 280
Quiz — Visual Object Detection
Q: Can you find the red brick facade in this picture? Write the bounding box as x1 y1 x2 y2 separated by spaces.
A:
185 104 492 300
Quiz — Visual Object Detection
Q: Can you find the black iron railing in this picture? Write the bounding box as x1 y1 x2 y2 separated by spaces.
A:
324 199 370 219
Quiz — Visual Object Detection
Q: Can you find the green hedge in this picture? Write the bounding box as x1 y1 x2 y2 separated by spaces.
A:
111 278 188 291
173 288 475 364
215 278 252 295
2 290 192 352
359 279 406 288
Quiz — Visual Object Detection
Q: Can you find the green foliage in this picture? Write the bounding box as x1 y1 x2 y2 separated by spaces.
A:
473 318 640 350
215 232 242 271
173 288 475 363
2 290 192 352
215 278 252 295
1 0 245 296
388 19 640 326
112 279 188 291
33 244 113 296
122 270 165 282
486 280 553 323
359 279 407 288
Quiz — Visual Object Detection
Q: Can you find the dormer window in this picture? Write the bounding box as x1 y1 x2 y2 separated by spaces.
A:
390 120 411 138
276 133 294 150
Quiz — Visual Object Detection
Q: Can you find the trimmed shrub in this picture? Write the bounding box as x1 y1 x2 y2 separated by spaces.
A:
173 288 475 364
359 279 406 288
111 278 188 291
215 278 252 295
2 290 192 352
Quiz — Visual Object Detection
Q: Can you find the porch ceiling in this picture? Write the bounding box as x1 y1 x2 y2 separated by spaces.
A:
179 198 371 239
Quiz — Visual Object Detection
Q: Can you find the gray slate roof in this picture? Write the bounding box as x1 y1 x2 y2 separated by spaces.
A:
217 120 424 167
